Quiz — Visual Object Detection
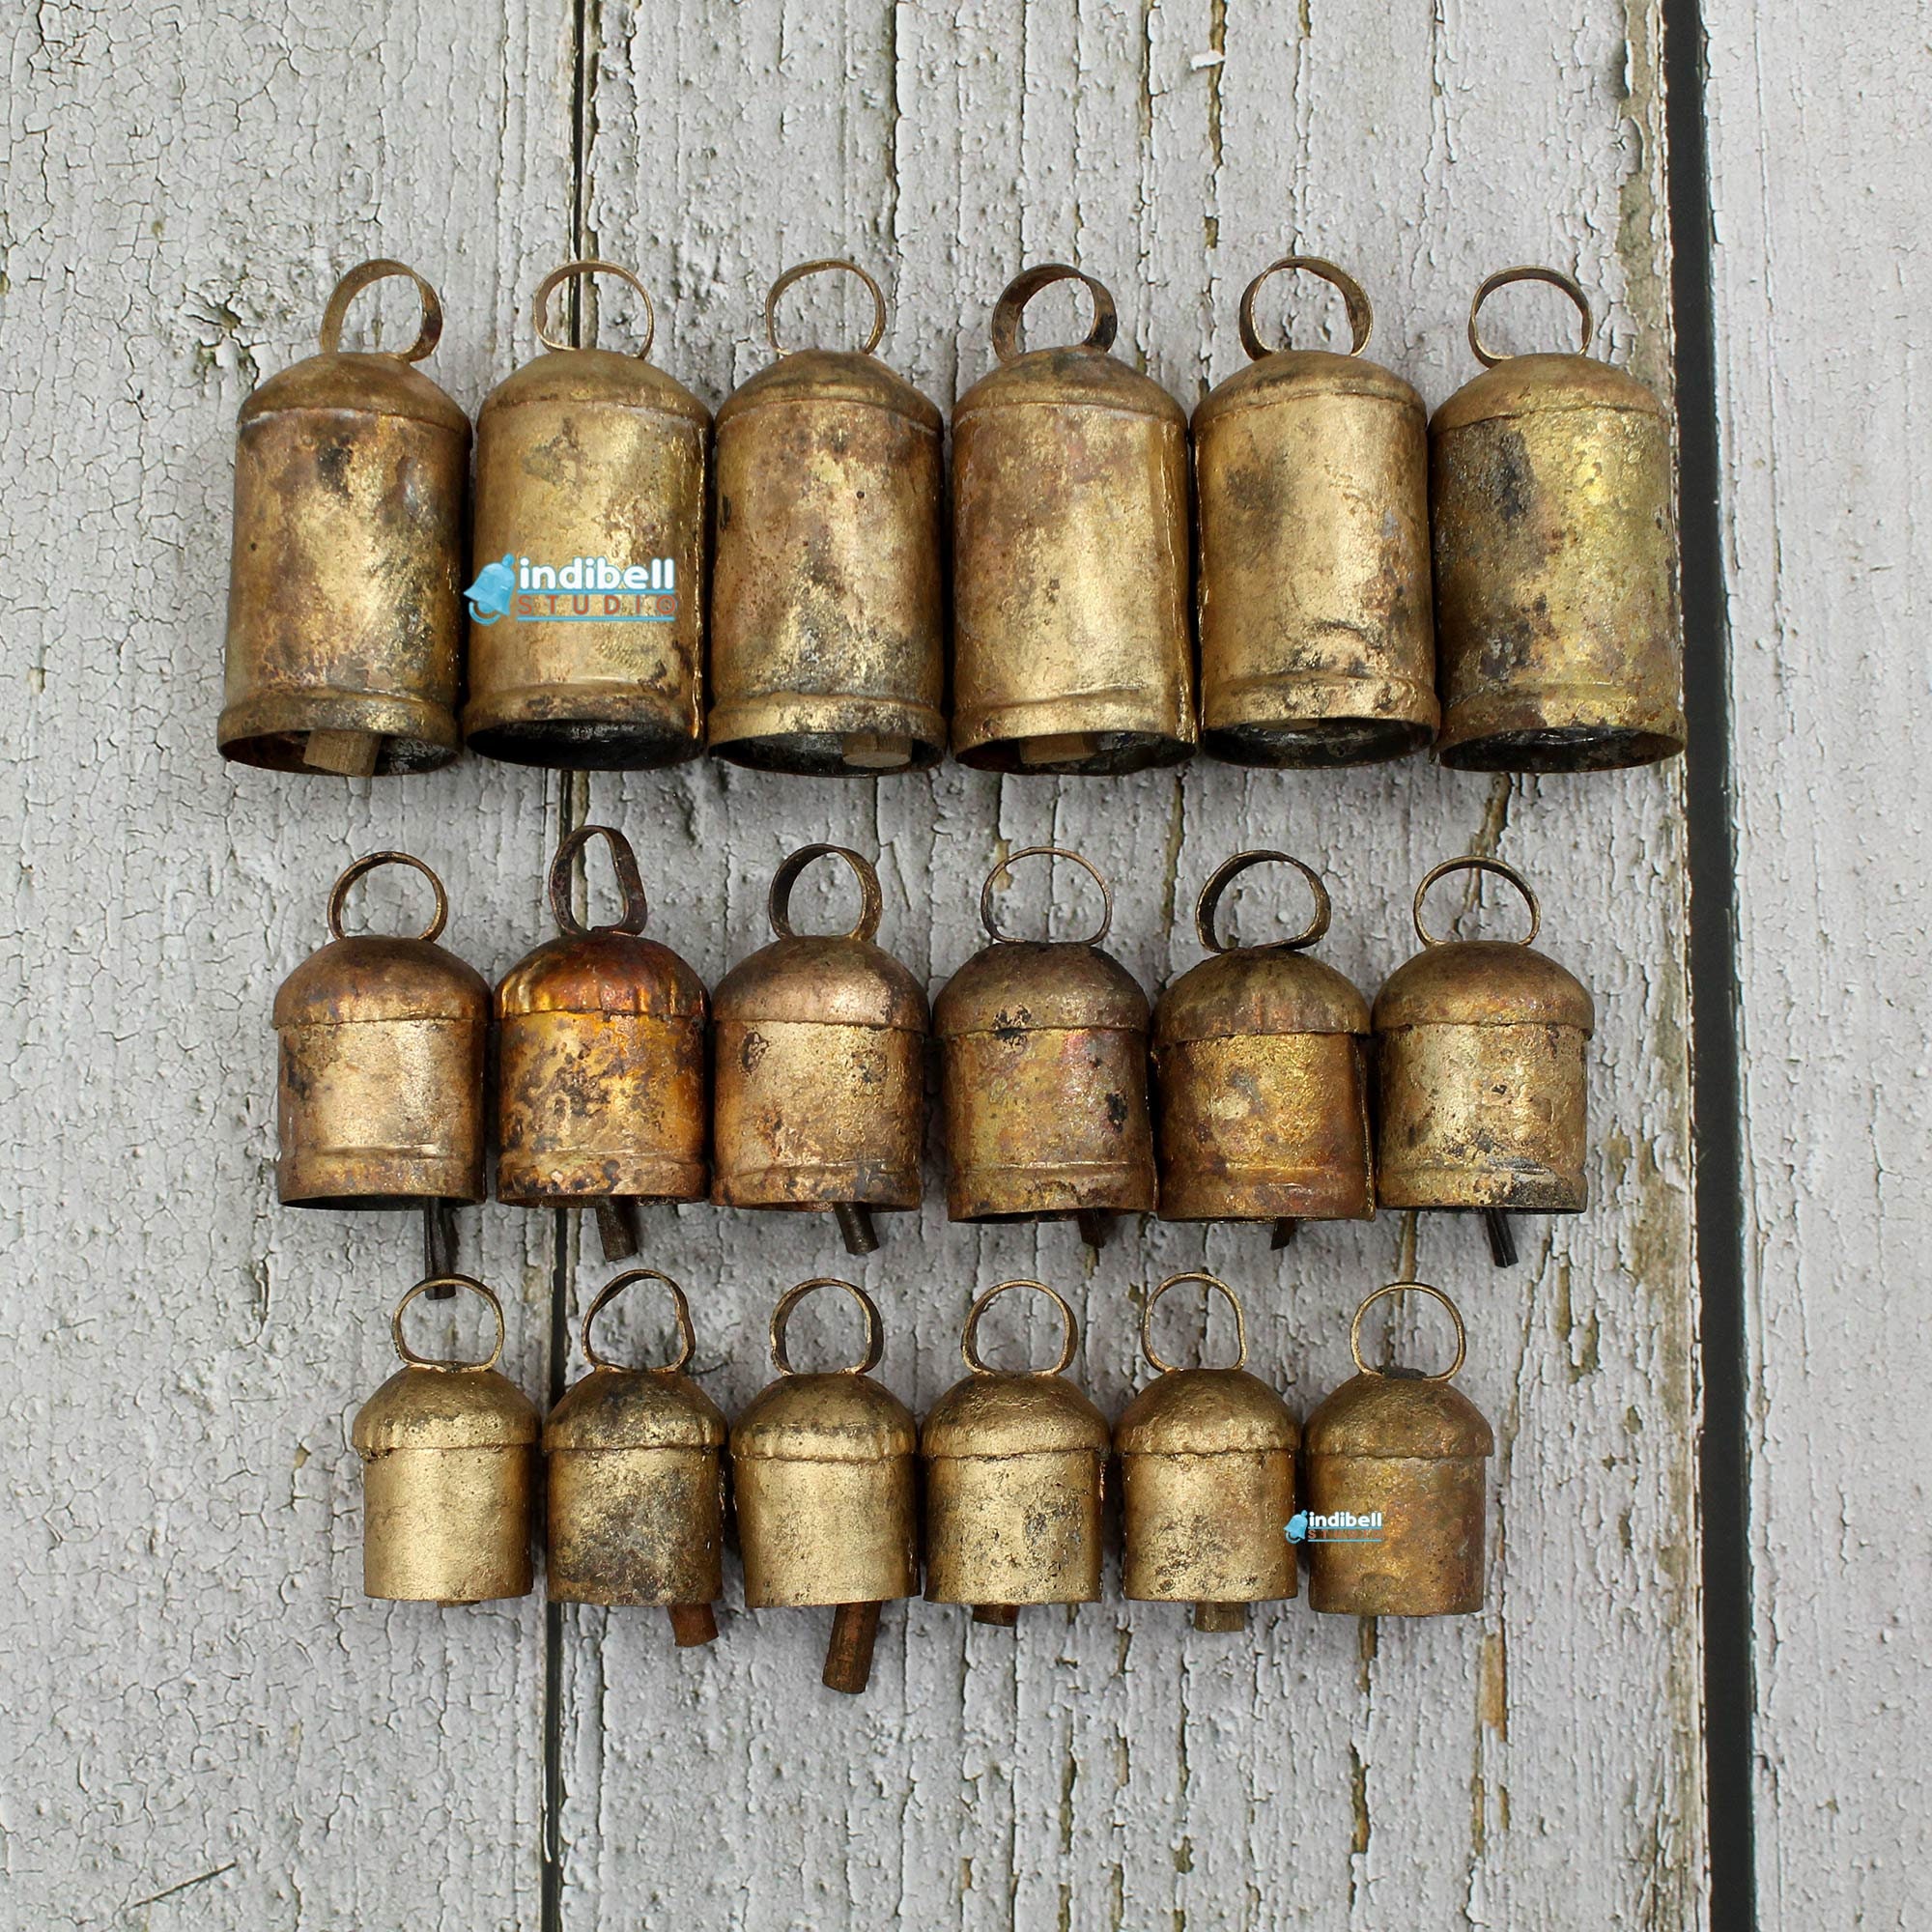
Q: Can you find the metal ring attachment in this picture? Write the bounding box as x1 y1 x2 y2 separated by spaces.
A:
582 1268 696 1374
1467 266 1594 368
1196 850 1332 954
327 851 449 944
391 1274 507 1373
768 844 884 944
770 1278 886 1378
534 259 656 358
961 1280 1080 1378
1349 1281 1468 1383
765 259 888 356
990 263 1119 364
318 260 443 362
550 825 649 938
1412 857 1541 949
980 846 1113 948
1237 255 1374 360
1142 1272 1248 1376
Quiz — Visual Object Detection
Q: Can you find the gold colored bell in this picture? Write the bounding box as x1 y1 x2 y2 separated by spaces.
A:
220 260 468 777
729 1279 919 1694
1301 1283 1493 1615
1154 852 1373 1241
1116 1273 1298 1633
951 264 1195 774
923 1280 1109 1628
465 261 709 769
935 848 1156 1247
709 261 946 775
545 1268 726 1644
1195 257 1436 766
711 845 926 1255
1432 267 1684 771
352 1275 540 1604
275 853 489 1208
496 825 708 1259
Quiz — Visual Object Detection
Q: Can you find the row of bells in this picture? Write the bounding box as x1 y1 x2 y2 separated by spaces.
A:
222 251 1682 783
356 1269 1492 1693
278 835 1591 1262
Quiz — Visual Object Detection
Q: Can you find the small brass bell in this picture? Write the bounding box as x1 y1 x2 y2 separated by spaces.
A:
923 1280 1109 1629
729 1279 919 1695
1374 858 1594 1265
1432 267 1684 771
545 1268 726 1645
352 1274 540 1604
220 260 468 777
1154 852 1373 1243
1116 1273 1298 1634
935 848 1155 1248
711 845 926 1255
709 261 946 775
496 825 708 1259
1194 257 1436 766
951 264 1196 774
1301 1283 1493 1616
275 853 489 1208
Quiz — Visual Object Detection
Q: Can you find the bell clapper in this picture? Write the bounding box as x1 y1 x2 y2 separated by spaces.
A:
834 1202 880 1256
301 727 383 777
668 1602 719 1649
1271 1215 1299 1250
1194 1600 1248 1634
972 1603 1021 1628
822 1601 882 1694
842 732 914 772
1076 1209 1110 1252
1019 731 1101 767
421 1203 458 1294
1483 1208 1519 1269
594 1196 640 1262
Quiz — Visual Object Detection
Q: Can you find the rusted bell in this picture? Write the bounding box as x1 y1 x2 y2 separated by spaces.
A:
1195 258 1436 766
220 260 468 777
1432 267 1684 771
496 825 708 1260
711 845 926 1256
923 1280 1109 1629
935 848 1155 1248
1116 1273 1298 1634
1301 1282 1493 1615
709 261 946 775
545 1268 726 1645
275 853 489 1208
1154 852 1373 1242
952 265 1195 774
729 1279 919 1695
352 1275 540 1604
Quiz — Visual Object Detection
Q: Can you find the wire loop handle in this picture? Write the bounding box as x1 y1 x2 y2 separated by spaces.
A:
1142 1272 1248 1375
1412 857 1541 949
770 1278 886 1377
1349 1281 1467 1383
769 844 884 943
582 1268 696 1373
765 259 888 356
960 1279 1080 1378
327 851 448 944
1237 255 1373 360
1467 266 1593 368
391 1275 506 1372
980 846 1113 948
990 263 1118 364
318 259 442 362
534 259 656 358
550 825 649 938
1196 850 1332 953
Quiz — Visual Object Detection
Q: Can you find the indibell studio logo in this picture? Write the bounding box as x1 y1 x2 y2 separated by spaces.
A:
1286 1509 1384 1545
465 553 678 626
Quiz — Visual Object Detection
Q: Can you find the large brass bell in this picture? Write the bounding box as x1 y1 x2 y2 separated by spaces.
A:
709 261 946 774
1431 267 1684 771
728 1279 919 1695
496 825 708 1259
220 260 468 776
275 853 489 1208
1194 257 1436 765
1116 1272 1298 1634
352 1275 540 1604
545 1268 726 1645
1300 1283 1493 1616
710 845 926 1255
923 1280 1109 1629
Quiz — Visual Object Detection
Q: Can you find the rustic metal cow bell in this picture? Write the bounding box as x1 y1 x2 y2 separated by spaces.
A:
545 1268 726 1644
936 848 1156 1247
220 260 468 776
1431 267 1685 771
466 261 709 769
275 852 489 1208
923 1280 1109 1629
1116 1273 1298 1633
352 1275 540 1604
729 1279 919 1695
952 264 1196 774
1301 1283 1493 1615
497 825 708 1260
709 261 946 775
1195 258 1436 765
711 844 926 1256
1154 852 1373 1243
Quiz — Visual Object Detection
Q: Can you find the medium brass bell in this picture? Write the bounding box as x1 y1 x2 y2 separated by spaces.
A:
729 1279 919 1694
1301 1283 1493 1615
1154 852 1373 1243
220 260 468 777
952 264 1195 774
1432 267 1684 771
711 845 926 1256
465 261 709 769
923 1280 1109 1628
1116 1273 1298 1634
1194 258 1435 766
352 1274 540 1604
496 825 708 1259
275 853 489 1208
545 1268 726 1644
709 261 946 775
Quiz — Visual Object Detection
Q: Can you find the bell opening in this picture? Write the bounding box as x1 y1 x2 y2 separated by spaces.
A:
1437 723 1685 773
287 1189 474 1211
1205 717 1434 769
710 728 943 778
466 716 700 771
958 729 1192 777
223 728 455 777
